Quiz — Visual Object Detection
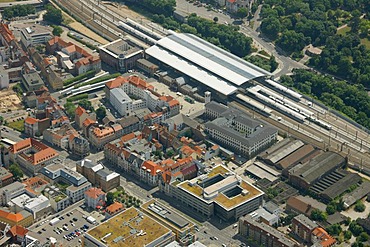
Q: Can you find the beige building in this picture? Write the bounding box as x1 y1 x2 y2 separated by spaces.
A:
168 165 264 220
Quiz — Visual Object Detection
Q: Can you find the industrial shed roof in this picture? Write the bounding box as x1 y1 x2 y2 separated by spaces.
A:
277 144 315 170
146 33 271 95
290 152 345 185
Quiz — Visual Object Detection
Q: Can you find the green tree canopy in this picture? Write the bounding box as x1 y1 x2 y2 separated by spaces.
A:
44 4 63 25
354 200 366 212
3 5 35 19
9 163 23 180
78 99 94 112
96 107 106 122
52 26 63 36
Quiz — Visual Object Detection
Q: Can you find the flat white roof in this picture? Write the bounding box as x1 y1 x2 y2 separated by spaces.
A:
146 45 238 95
151 33 271 86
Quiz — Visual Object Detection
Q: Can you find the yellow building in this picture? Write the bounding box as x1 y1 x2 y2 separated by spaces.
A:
0 209 33 227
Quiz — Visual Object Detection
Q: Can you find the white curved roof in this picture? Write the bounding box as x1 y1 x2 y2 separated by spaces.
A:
146 33 271 95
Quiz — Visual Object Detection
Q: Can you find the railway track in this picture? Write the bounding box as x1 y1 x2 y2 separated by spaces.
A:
55 0 121 41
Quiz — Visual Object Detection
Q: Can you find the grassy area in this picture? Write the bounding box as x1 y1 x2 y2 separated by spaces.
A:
337 26 351 35
361 37 370 49
6 119 24 132
207 165 228 178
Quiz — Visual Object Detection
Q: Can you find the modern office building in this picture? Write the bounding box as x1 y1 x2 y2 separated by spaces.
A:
169 165 264 220
99 38 143 72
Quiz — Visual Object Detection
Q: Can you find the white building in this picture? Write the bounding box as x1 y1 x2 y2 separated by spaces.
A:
0 182 26 205
66 181 92 203
9 194 51 219
20 25 52 48
110 87 133 116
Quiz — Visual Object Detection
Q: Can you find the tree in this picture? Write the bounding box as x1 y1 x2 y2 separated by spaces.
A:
269 55 278 72
344 230 352 240
276 30 309 55
166 150 174 157
64 102 76 119
237 7 248 19
355 200 366 212
78 99 94 112
2 5 36 19
213 16 218 23
326 204 336 215
260 17 282 40
106 192 114 206
96 107 106 122
9 163 23 180
358 232 369 242
43 4 63 25
326 224 342 236
0 116 3 125
349 221 363 236
310 209 327 221
52 26 63 36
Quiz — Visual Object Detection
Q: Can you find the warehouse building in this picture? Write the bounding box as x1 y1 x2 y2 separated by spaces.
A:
145 33 271 98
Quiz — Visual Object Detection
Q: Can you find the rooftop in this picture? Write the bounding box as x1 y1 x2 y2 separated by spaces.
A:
290 152 345 184
148 33 271 87
142 200 192 230
293 214 318 230
85 187 105 199
100 39 143 59
177 165 264 210
86 207 172 247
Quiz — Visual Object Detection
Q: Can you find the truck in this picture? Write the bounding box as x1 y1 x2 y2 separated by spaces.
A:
49 217 60 226
86 216 96 224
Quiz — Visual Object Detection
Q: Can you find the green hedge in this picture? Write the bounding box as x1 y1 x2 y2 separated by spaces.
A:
63 70 96 87
66 93 88 102
74 73 120 88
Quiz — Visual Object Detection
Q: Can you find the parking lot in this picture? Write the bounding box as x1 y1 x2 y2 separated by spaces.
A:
149 81 205 117
32 208 95 246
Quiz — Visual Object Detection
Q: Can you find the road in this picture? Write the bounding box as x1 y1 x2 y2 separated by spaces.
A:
175 0 307 78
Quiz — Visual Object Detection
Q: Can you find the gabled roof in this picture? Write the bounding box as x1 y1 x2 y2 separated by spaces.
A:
9 225 29 237
105 76 129 89
83 118 96 127
106 202 124 215
25 117 38 125
0 209 23 223
75 106 86 117
142 160 162 176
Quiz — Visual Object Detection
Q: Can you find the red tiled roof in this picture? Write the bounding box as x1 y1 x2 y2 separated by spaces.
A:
83 118 96 127
75 106 86 117
0 209 23 223
25 117 38 125
9 225 28 237
9 225 29 237
105 76 128 89
142 160 162 176
106 202 124 215
0 23 15 44
85 187 105 199
312 227 336 247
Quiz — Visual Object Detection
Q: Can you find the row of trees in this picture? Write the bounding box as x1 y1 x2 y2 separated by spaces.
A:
3 5 35 19
280 69 370 129
125 0 176 17
152 13 253 58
